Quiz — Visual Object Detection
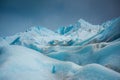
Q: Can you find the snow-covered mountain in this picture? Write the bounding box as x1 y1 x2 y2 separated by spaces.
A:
76 17 120 46
3 26 70 53
4 26 66 45
0 17 120 80
57 19 104 41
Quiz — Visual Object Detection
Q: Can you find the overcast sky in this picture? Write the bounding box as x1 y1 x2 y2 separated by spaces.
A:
0 0 120 37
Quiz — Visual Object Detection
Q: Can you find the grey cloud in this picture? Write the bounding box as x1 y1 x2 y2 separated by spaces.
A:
0 0 120 37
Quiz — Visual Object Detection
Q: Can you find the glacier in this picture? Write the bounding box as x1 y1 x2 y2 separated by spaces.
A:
0 17 120 80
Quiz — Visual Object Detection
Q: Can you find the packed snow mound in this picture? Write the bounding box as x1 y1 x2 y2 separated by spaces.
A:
0 45 120 80
71 64 120 80
0 45 81 80
47 41 120 72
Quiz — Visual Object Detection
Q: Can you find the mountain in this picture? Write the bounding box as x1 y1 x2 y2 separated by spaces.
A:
5 26 61 45
92 17 120 42
57 19 104 41
0 17 120 80
3 26 69 53
76 17 120 46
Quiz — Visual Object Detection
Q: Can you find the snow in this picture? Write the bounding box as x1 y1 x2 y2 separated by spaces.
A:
4 26 70 53
47 41 120 72
71 64 120 80
57 25 74 35
78 17 120 45
0 45 120 80
0 45 81 80
0 17 120 80
57 19 104 41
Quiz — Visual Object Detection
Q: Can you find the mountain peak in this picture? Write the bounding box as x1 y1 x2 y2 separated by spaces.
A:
77 19 94 27
26 26 46 32
78 19 90 24
78 19 87 23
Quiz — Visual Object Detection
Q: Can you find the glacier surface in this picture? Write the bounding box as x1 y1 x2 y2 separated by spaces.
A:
0 17 120 80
